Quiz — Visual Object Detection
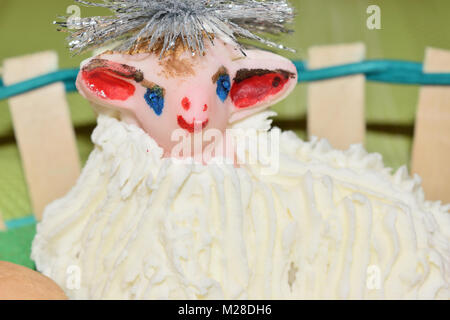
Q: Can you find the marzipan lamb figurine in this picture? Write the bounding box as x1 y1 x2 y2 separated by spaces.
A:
32 0 449 299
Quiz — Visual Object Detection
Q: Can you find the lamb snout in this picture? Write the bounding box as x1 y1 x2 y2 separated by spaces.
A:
177 96 211 133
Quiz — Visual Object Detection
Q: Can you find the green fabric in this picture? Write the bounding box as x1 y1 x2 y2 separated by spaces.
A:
0 0 449 267
0 224 36 269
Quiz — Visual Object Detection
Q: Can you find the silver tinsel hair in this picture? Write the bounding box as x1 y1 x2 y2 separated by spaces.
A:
56 0 295 57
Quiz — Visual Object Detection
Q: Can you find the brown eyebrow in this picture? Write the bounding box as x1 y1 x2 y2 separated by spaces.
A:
212 66 228 83
234 68 296 83
83 58 156 89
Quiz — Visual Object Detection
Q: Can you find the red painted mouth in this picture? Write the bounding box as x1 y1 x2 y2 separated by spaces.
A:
177 116 209 133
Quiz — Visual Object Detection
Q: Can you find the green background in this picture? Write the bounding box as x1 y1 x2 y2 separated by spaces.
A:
0 0 449 267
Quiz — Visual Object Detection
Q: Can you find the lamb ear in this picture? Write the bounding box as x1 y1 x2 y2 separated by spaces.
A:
79 58 140 101
228 50 298 110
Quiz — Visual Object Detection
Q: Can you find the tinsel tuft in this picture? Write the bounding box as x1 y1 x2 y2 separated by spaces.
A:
55 0 295 57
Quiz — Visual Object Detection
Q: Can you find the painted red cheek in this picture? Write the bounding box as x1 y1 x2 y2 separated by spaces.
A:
182 97 191 110
230 73 289 109
203 104 208 112
82 69 135 101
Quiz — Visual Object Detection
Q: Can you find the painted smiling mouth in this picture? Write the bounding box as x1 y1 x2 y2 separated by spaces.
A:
177 116 209 133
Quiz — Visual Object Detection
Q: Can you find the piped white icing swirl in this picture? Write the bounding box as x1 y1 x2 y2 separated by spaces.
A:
32 113 449 299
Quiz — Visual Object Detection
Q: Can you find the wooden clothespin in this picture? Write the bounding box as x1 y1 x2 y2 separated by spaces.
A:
412 47 450 203
3 51 81 221
307 43 366 150
0 210 5 231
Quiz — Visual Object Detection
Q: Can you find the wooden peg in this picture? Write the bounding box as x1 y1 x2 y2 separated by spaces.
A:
3 51 81 221
412 47 450 203
307 43 366 150
0 210 5 231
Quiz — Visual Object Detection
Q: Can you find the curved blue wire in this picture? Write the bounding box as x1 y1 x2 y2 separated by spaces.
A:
295 60 450 85
0 69 79 100
1 60 450 100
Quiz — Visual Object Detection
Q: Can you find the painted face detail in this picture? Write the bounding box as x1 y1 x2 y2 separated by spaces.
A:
216 74 231 102
177 116 209 133
81 59 143 101
212 67 231 102
181 97 191 110
81 68 136 101
77 40 298 157
230 69 295 109
144 85 165 116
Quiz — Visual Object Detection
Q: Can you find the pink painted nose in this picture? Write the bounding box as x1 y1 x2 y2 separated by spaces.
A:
181 97 191 111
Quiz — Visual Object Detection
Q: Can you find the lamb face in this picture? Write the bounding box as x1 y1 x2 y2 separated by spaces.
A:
76 40 297 156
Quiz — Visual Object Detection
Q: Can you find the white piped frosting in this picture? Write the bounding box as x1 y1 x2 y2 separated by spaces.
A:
32 113 449 299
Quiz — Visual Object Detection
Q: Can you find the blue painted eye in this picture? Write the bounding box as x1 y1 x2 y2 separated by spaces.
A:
144 86 164 116
216 74 230 102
